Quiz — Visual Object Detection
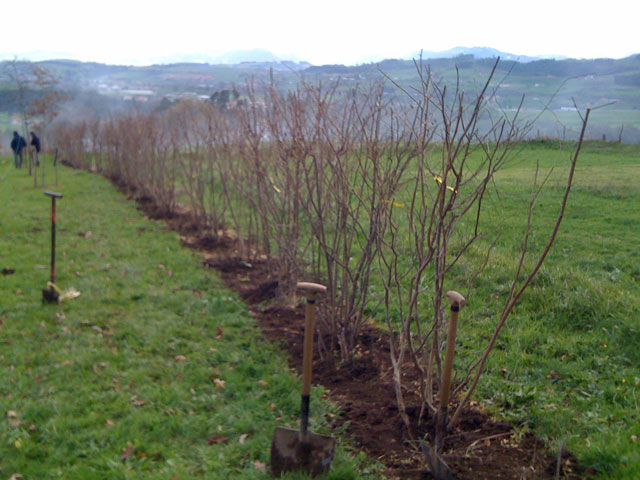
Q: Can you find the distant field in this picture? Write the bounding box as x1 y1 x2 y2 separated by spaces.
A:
512 109 640 140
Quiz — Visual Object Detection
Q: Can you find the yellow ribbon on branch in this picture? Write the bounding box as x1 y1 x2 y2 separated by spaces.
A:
433 175 458 193
268 176 281 194
383 199 405 208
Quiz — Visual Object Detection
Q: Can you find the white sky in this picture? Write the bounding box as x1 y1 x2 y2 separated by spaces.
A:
2 0 637 65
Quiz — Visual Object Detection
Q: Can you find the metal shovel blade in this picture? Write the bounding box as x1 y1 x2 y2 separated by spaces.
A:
271 426 336 477
420 442 453 480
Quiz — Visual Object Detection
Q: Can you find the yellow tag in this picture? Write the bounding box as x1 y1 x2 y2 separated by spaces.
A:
268 176 281 193
433 176 457 193
383 199 405 208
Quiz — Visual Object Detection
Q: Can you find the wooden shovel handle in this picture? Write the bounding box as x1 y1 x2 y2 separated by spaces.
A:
440 291 466 408
297 282 326 439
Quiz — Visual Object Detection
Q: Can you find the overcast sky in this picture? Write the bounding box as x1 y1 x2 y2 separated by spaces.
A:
1 0 637 65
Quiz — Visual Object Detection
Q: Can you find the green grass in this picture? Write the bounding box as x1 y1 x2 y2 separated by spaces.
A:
443 141 640 479
3 140 638 479
166 140 639 478
0 158 384 479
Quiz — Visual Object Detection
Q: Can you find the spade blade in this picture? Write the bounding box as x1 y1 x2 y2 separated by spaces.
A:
271 426 336 477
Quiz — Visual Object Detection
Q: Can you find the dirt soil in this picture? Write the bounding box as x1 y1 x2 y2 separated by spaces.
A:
135 199 592 480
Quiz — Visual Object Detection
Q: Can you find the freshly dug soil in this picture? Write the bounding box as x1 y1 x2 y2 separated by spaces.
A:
134 198 591 479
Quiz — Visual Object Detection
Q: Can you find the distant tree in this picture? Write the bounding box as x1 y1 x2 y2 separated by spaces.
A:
3 59 66 147
209 88 240 110
28 65 67 133
4 59 32 150
155 97 175 113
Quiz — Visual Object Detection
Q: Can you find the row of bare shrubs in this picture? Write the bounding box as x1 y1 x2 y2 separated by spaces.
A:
53 63 590 441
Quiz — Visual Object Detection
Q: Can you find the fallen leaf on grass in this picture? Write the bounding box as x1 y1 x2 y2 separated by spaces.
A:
214 378 225 389
252 460 267 471
121 445 136 461
215 327 223 339
208 433 229 445
106 419 115 427
239 433 248 444
174 355 187 362
258 379 268 387
78 231 92 239
7 410 18 418
130 396 146 407
9 474 23 480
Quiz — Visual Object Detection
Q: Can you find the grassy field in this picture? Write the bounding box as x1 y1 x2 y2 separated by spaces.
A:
0 158 383 479
439 141 640 479
1 140 638 479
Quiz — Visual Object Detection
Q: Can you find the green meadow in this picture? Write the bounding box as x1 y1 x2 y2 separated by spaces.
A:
437 140 640 479
0 158 383 479
0 138 639 479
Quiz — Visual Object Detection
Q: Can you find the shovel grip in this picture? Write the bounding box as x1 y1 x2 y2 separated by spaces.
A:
297 282 327 298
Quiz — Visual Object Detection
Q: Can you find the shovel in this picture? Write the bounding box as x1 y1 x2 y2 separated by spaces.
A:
270 281 336 477
42 191 63 303
421 290 466 480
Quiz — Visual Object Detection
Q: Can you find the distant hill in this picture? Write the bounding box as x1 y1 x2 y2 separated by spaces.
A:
413 46 568 63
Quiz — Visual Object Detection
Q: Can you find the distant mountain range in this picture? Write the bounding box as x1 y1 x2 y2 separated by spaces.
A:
1 46 585 67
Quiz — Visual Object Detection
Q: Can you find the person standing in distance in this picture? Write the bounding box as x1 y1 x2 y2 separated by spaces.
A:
30 131 41 166
10 131 27 168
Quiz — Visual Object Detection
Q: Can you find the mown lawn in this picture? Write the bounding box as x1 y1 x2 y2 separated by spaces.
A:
0 158 383 479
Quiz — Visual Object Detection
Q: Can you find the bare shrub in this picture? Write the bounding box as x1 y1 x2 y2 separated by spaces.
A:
376 59 591 450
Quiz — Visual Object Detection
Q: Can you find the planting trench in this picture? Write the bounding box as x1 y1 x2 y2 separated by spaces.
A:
130 197 591 480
